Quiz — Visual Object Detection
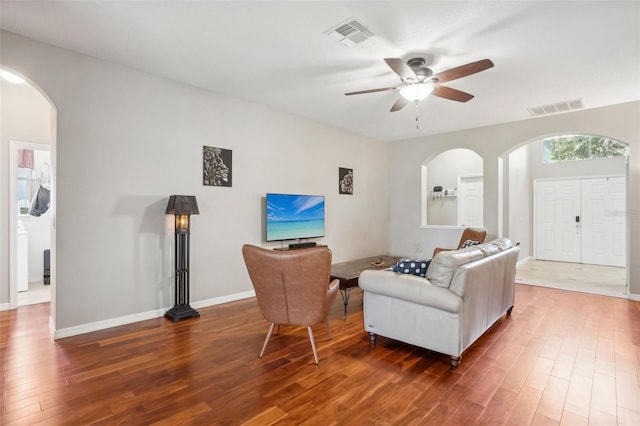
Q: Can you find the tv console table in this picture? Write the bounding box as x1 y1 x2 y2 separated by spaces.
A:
330 255 402 319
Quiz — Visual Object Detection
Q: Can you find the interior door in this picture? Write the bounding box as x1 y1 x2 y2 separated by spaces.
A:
535 179 581 262
457 175 483 227
581 177 626 267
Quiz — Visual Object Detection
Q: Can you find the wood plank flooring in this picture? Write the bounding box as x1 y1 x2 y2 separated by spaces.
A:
1 284 640 425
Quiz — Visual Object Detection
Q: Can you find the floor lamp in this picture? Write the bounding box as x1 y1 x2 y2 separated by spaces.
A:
165 195 200 322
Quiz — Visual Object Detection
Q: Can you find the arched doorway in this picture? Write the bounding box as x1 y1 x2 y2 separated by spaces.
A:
501 134 628 297
1 67 57 328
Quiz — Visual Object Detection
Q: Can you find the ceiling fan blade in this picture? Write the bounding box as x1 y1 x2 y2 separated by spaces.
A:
432 86 475 102
432 59 494 84
390 96 409 112
384 58 417 82
345 86 397 96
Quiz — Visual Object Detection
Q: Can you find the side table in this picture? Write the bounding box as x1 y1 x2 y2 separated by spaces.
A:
330 255 402 319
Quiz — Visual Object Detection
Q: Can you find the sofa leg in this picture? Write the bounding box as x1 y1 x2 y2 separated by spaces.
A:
369 332 377 344
507 306 514 315
450 356 461 368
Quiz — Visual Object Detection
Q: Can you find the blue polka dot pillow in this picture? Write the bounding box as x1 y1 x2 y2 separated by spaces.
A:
392 258 431 277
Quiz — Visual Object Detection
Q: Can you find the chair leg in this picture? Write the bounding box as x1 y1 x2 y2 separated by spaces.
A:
325 318 333 340
259 323 275 358
307 326 319 365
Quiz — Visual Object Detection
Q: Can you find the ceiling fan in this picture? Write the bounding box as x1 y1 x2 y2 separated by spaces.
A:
345 57 494 112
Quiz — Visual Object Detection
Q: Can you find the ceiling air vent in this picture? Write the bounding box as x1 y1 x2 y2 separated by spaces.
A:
326 18 375 47
527 99 584 116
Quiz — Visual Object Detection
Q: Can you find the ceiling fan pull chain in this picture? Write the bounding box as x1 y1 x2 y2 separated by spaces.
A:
415 104 420 130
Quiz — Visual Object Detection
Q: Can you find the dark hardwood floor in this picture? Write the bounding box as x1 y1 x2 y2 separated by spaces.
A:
1 284 640 425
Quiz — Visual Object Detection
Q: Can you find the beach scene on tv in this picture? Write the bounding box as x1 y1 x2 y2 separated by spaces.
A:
266 194 325 241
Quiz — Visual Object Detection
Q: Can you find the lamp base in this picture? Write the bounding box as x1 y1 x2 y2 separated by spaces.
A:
165 304 200 322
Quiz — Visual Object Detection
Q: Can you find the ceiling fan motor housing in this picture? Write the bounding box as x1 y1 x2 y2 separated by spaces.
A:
407 57 432 82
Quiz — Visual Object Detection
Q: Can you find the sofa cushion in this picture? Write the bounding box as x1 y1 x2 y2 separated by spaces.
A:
427 247 484 288
471 238 514 257
392 258 431 277
478 243 501 257
488 238 513 251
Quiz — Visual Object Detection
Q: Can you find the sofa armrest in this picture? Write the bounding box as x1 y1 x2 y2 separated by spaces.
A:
359 270 461 314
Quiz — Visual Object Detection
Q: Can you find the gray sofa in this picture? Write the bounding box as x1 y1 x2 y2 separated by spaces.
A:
359 238 519 367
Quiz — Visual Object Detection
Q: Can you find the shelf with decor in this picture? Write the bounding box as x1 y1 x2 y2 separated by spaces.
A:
431 189 457 200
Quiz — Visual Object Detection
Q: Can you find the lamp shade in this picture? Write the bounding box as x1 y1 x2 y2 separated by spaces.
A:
399 83 435 102
166 195 200 215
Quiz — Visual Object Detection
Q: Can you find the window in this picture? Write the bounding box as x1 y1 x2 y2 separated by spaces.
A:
542 135 628 163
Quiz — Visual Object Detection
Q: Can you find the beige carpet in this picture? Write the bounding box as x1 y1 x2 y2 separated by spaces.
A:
516 258 627 299
18 280 51 306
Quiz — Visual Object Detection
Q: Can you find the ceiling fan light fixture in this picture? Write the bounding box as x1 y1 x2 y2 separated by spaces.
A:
399 83 434 102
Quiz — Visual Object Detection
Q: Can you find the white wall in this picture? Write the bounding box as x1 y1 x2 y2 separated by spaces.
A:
0 31 389 332
0 77 53 303
508 144 532 257
388 101 640 296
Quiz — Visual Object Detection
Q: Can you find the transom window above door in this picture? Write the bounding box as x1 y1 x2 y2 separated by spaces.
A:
542 135 628 163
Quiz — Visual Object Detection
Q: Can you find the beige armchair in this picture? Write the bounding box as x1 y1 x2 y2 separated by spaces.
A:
432 227 487 258
241 245 339 364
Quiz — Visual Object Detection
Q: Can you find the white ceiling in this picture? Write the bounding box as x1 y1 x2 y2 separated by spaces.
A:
1 1 639 142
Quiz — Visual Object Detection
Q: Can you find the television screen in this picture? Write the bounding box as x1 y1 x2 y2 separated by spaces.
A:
266 193 325 241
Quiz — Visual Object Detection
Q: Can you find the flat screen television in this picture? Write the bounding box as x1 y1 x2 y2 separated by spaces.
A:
266 193 325 242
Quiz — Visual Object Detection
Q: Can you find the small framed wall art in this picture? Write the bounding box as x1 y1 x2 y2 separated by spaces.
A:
339 167 353 195
203 146 232 187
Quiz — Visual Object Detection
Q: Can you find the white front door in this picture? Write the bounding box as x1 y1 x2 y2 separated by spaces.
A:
457 175 483 227
581 177 627 267
534 177 627 267
535 179 581 262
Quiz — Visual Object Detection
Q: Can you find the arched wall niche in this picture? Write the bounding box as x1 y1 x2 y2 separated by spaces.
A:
421 148 484 227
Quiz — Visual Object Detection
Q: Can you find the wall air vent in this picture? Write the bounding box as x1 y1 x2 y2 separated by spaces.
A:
527 99 584 116
326 17 375 47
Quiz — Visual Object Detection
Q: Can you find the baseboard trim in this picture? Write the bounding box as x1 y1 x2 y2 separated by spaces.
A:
53 290 256 340
628 293 640 302
0 303 11 311
191 290 255 310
